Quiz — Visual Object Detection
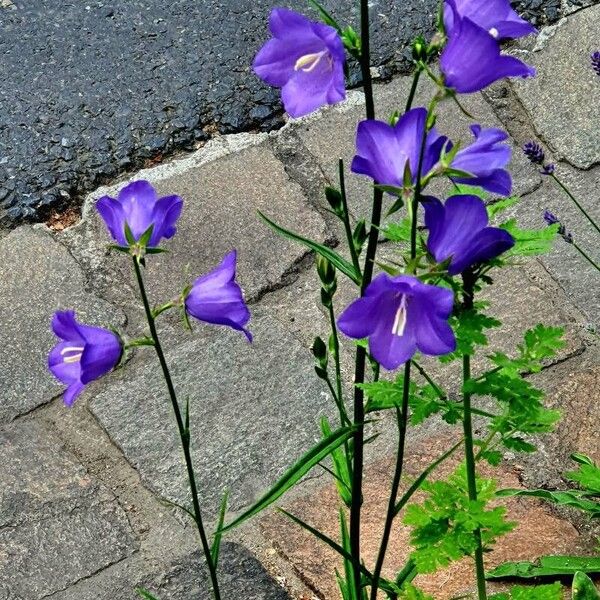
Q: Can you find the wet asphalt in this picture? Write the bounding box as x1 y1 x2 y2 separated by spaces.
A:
0 0 564 225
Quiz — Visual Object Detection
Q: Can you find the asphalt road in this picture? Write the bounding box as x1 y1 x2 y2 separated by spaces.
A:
0 0 563 225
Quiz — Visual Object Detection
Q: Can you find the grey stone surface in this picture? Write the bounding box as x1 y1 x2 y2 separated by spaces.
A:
0 226 124 422
0 419 137 599
90 314 332 514
501 163 600 329
61 137 328 332
512 4 600 169
292 77 540 222
53 544 290 600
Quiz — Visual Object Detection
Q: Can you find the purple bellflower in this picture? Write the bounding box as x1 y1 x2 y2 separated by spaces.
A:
449 125 512 196
423 195 515 275
48 310 122 406
591 51 600 76
440 0 536 94
444 0 536 40
185 250 252 341
253 8 346 118
96 180 183 248
351 108 447 188
338 274 456 370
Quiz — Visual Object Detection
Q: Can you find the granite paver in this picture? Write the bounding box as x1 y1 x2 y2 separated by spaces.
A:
0 419 137 599
512 3 600 169
90 315 332 514
0 226 124 422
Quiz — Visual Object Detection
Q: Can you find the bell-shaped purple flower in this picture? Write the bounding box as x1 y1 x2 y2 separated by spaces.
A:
423 195 515 275
338 274 456 370
444 0 536 40
185 250 252 341
253 8 346 118
450 125 512 196
440 1 535 94
96 180 183 248
48 311 122 406
351 108 448 188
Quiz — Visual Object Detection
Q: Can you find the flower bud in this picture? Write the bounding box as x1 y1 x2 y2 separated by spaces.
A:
317 255 337 287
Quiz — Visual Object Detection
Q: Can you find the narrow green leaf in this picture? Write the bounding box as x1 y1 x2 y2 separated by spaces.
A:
573 571 600 599
136 589 162 600
340 509 358 600
124 222 136 246
220 426 356 533
258 211 361 284
211 488 229 568
321 417 352 506
487 556 600 580
307 0 341 31
146 247 168 254
496 488 600 517
139 224 155 247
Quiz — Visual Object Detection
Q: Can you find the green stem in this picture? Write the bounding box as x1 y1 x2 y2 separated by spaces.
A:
461 273 487 600
339 158 362 277
132 257 221 600
349 1 379 592
405 67 422 113
369 363 411 600
551 173 600 236
572 240 600 273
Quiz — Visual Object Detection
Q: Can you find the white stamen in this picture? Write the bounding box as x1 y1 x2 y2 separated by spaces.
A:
294 50 328 73
391 295 408 337
61 346 84 364
489 27 499 38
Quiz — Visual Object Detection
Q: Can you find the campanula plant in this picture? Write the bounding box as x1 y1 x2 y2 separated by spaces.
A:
49 180 252 600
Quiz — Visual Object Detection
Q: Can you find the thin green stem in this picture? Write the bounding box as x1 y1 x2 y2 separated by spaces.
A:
572 240 600 273
551 173 600 236
369 363 411 600
461 273 487 600
339 158 362 277
349 2 379 592
132 257 221 600
405 67 422 113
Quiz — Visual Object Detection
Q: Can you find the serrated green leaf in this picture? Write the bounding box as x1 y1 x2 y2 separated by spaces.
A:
220 425 356 533
448 183 489 200
258 211 361 284
573 571 600 599
487 196 520 219
487 556 600 580
136 589 162 600
509 582 562 600
566 462 600 494
382 218 412 243
500 219 559 256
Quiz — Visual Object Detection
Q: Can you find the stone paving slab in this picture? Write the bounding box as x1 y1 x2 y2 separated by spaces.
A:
90 314 332 515
289 77 540 221
501 163 600 329
61 135 328 333
0 419 137 599
0 226 124 423
512 3 600 169
53 544 290 600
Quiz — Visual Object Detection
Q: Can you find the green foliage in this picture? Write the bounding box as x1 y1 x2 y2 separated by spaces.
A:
448 183 489 200
382 218 412 243
489 582 563 600
487 196 520 219
573 571 600 599
136 590 162 600
397 584 434 599
487 555 600 580
496 488 600 517
439 304 501 362
464 325 564 450
500 219 559 256
321 417 352 506
359 373 460 426
210 488 229 568
403 467 515 573
567 455 600 495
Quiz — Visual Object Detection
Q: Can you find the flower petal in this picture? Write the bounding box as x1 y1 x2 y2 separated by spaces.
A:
448 226 515 274
51 310 84 342
79 328 122 385
63 381 86 407
96 196 127 245
117 180 158 241
149 194 183 247
48 341 82 385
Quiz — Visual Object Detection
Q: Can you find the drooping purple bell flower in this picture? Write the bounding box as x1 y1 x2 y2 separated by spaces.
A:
185 250 252 341
423 195 515 275
96 180 183 248
253 8 346 118
444 0 536 40
440 1 536 94
449 125 512 196
351 108 448 188
337 274 456 370
48 311 122 406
